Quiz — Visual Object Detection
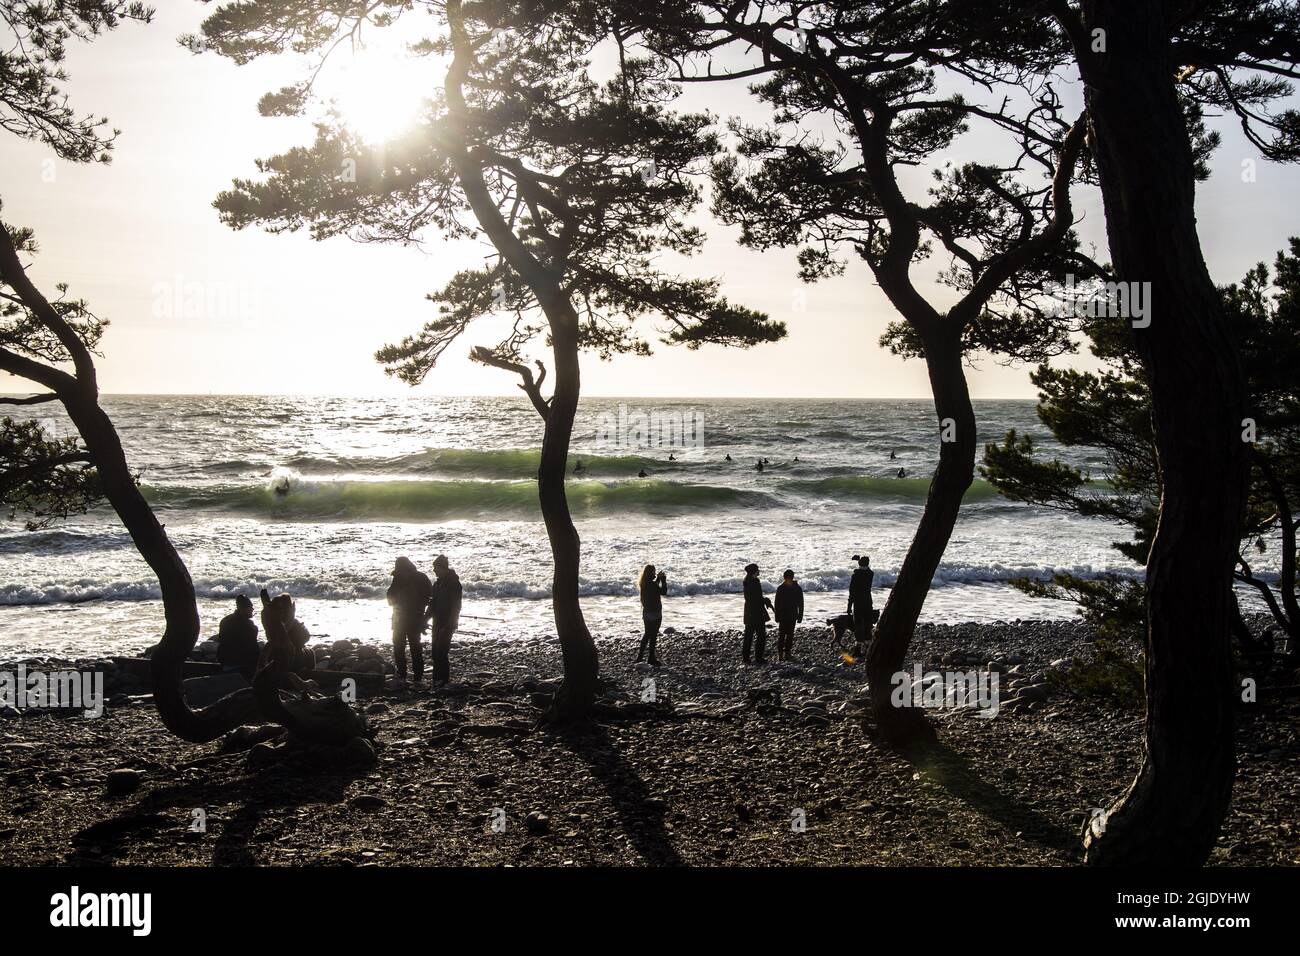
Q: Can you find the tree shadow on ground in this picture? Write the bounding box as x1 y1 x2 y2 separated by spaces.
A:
894 734 1080 855
557 721 684 866
68 751 362 865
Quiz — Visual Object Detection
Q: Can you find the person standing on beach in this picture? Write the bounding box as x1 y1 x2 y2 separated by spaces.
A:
427 554 463 683
217 594 259 681
387 556 433 686
742 563 774 664
847 555 875 653
773 569 804 661
635 564 668 667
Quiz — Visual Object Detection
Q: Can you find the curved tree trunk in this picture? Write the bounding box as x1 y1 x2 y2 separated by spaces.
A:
1076 0 1246 866
0 223 264 742
59 390 264 741
539 310 599 722
866 332 976 744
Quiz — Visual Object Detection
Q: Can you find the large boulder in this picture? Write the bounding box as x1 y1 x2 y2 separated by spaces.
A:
182 672 251 708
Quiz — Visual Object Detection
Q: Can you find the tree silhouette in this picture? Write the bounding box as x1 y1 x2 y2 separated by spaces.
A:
0 2 335 744
628 0 1092 742
984 243 1300 664
201 0 785 720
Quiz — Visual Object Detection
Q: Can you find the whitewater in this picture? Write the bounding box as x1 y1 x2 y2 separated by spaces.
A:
1 395 1157 656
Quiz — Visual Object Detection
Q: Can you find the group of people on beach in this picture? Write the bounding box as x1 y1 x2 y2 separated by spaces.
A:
215 589 319 684
635 554 877 668
214 554 463 688
216 551 873 684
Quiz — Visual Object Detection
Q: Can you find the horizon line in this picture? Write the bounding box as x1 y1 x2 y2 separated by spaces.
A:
0 391 1040 402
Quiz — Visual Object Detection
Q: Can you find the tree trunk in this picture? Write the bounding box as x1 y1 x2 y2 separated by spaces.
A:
60 388 263 741
1076 0 1246 866
538 307 599 722
866 331 976 744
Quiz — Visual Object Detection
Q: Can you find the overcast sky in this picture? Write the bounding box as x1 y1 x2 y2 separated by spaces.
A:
3 4 1298 398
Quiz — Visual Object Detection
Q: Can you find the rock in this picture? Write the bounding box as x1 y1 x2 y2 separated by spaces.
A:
105 768 142 797
0 706 20 719
525 811 551 835
182 672 250 708
343 737 378 769
356 645 380 661
349 793 387 811
1016 683 1051 703
218 724 283 753
331 639 354 657
365 702 390 715
460 724 523 738
248 741 282 768
472 772 499 788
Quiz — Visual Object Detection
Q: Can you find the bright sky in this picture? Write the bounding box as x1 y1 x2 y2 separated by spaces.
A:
2 4 1298 398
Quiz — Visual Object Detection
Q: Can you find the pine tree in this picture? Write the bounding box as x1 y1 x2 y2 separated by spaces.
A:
200 0 785 720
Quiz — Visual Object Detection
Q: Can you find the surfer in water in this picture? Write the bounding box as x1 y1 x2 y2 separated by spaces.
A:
574 459 585 474
897 467 906 478
638 468 648 478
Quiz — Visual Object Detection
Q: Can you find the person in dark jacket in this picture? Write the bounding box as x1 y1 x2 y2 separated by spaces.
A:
773 569 804 661
387 556 433 685
635 563 668 667
847 555 875 652
742 562 774 664
217 594 259 681
426 554 463 683
257 589 315 685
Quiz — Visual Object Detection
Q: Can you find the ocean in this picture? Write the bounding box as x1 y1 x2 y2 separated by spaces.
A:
1 394 1150 658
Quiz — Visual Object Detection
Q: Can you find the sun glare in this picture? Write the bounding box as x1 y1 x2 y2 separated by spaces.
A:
326 46 431 143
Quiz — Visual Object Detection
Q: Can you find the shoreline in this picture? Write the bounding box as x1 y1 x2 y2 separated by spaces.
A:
1 619 1295 866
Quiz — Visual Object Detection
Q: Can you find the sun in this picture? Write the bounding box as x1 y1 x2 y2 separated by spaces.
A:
326 46 430 143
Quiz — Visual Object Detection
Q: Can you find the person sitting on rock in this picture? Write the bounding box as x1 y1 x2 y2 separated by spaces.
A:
426 554 463 683
257 589 316 689
387 556 433 687
217 593 260 681
773 569 804 662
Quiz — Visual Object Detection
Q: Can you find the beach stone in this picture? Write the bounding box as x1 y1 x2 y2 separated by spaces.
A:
183 672 250 707
473 772 499 788
331 639 354 657
365 702 390 715
525 811 551 835
247 741 283 768
1017 683 1050 703
219 724 282 753
356 645 380 661
460 724 519 738
349 793 387 811
105 768 142 797
344 737 378 769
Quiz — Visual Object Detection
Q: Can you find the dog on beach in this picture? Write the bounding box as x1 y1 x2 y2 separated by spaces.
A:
826 610 880 650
